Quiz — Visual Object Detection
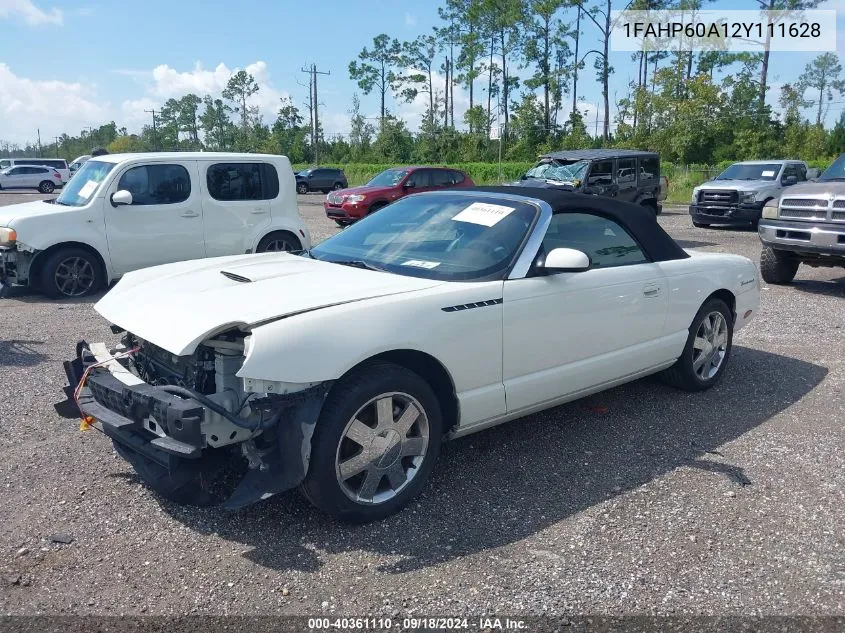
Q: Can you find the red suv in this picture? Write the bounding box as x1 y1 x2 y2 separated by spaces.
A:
324 166 475 225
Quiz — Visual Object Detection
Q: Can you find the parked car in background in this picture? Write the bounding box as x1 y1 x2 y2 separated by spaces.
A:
69 155 91 177
0 158 70 183
758 154 845 284
689 160 808 228
325 166 475 226
0 152 310 298
512 149 664 215
0 165 63 193
296 167 348 194
63 187 759 522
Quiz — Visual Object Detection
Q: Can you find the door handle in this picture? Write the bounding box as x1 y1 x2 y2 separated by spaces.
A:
643 284 661 298
250 208 267 214
180 211 199 218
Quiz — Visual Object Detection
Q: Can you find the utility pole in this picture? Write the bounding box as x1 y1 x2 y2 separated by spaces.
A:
144 109 159 151
54 136 61 158
37 128 42 157
300 63 330 164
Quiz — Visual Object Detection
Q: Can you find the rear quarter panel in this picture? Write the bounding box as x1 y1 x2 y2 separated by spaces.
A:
658 252 760 337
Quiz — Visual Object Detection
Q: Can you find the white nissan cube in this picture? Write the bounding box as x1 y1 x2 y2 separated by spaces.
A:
0 152 311 298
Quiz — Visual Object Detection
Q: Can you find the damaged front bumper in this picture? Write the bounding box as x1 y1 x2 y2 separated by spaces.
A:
62 341 331 509
0 245 35 287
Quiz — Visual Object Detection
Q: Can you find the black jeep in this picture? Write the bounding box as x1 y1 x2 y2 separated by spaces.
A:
511 149 667 215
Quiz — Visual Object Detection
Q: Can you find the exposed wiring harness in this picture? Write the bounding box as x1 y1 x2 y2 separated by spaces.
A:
74 346 140 430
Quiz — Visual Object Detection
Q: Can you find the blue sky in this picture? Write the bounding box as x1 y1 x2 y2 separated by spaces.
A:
1 0 844 146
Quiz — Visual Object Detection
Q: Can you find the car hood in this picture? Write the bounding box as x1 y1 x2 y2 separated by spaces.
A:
0 199 63 226
777 181 845 196
334 184 392 196
697 179 775 192
508 178 577 191
95 253 443 356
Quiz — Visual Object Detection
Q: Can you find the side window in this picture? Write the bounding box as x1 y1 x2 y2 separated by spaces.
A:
0 160 10 169
410 169 432 188
782 165 797 179
118 164 191 205
541 213 648 269
261 163 279 198
617 158 636 184
206 163 265 201
431 169 454 187
449 170 465 184
793 164 807 181
640 156 658 183
587 160 614 185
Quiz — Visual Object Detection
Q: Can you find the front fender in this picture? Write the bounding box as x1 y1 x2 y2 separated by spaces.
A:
236 281 506 423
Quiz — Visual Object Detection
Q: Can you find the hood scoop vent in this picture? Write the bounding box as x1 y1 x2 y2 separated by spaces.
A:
220 270 252 283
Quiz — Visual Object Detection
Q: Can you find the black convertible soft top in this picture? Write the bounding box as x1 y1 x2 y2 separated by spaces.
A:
470 186 689 263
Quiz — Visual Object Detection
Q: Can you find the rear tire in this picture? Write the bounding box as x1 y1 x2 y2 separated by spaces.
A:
332 182 344 191
39 180 55 193
760 246 799 284
40 247 104 299
660 298 733 392
256 231 302 253
300 362 442 522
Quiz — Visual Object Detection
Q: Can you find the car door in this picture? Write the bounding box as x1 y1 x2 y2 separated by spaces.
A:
502 211 669 413
202 161 272 257
4 166 32 188
105 161 206 275
582 159 618 198
404 169 435 195
616 157 639 203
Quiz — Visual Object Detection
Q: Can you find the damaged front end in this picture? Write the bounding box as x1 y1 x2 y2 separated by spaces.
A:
60 331 331 509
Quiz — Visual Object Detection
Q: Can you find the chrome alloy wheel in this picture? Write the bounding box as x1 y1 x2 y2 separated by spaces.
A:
692 311 729 380
54 256 95 297
335 392 430 505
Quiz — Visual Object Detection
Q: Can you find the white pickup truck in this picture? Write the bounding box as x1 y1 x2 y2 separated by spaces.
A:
0 152 311 298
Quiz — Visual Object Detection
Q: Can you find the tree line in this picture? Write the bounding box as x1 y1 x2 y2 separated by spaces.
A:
4 0 845 168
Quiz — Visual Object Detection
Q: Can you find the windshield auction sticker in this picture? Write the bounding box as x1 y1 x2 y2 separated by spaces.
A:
610 9 836 52
78 180 98 198
402 259 440 269
453 202 515 227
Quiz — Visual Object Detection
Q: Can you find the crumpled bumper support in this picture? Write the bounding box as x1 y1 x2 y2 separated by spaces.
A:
61 340 332 509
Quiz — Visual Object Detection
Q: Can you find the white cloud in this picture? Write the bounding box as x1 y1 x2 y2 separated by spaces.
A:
120 60 289 122
404 12 416 26
0 63 109 144
0 0 62 26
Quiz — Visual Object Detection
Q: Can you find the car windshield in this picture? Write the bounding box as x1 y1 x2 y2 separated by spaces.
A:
310 193 539 281
818 155 845 181
715 163 781 181
54 160 115 206
524 159 589 182
366 169 409 187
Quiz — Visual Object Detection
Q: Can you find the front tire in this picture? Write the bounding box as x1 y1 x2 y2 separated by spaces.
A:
760 246 799 285
40 247 104 299
296 182 308 194
660 298 733 392
39 180 55 193
300 362 442 522
256 231 302 253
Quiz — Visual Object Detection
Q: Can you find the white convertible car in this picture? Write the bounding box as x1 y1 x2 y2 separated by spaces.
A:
63 188 760 521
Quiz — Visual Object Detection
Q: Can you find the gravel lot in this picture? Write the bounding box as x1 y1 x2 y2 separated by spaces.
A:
0 190 843 617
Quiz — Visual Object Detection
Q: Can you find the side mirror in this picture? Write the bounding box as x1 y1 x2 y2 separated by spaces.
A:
538 247 591 273
807 168 820 179
782 175 798 186
111 190 133 207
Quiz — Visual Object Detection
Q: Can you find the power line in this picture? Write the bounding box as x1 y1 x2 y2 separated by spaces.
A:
144 109 160 151
300 63 330 163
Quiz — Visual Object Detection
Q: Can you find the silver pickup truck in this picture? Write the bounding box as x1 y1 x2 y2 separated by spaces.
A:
690 160 809 228
758 155 845 284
